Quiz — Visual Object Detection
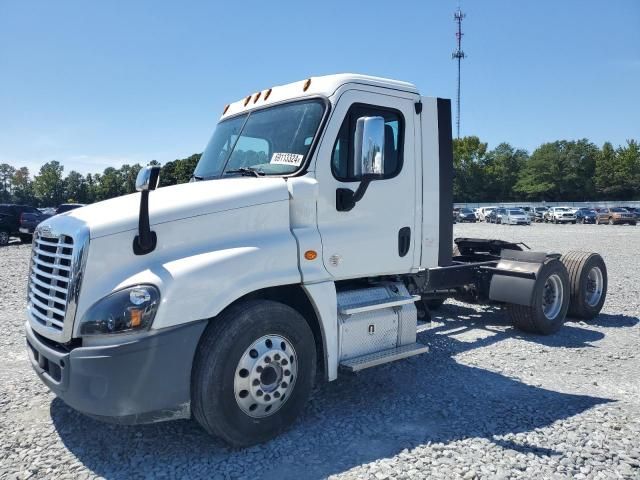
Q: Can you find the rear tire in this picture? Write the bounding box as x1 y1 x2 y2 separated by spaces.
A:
560 251 607 320
507 258 570 335
425 298 445 310
191 300 316 447
0 231 9 246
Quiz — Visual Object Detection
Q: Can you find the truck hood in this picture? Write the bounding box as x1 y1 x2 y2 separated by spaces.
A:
66 177 290 239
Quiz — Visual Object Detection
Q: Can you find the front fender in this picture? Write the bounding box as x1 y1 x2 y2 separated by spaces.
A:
151 245 300 329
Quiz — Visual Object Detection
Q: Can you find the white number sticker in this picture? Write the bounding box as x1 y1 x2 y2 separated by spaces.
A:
270 152 304 166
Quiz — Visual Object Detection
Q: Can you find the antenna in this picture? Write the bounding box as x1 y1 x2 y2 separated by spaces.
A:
452 6 466 139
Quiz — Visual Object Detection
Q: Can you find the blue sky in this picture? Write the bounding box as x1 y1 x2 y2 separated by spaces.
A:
1 0 638 175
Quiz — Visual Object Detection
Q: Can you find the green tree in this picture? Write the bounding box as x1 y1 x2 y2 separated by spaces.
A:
34 161 65 206
514 140 598 201
452 136 488 202
0 163 16 202
96 167 123 201
12 167 34 204
483 143 528 201
595 142 616 198
64 170 85 203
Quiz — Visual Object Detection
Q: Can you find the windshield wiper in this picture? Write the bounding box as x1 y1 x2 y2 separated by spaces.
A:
224 167 264 177
191 175 205 182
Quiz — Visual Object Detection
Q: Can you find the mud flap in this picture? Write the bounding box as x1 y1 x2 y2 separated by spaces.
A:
488 250 551 306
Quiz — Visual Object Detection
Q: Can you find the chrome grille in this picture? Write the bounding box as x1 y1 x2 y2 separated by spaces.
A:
28 233 75 331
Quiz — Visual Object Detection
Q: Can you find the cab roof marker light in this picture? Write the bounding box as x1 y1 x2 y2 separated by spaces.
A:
243 95 251 107
253 92 261 103
223 104 230 115
303 78 312 92
264 88 272 100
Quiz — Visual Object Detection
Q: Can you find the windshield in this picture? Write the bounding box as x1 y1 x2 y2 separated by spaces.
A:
509 209 524 215
194 99 326 179
556 207 570 211
460 208 473 213
611 207 628 213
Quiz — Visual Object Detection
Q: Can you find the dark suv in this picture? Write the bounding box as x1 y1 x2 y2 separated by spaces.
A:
0 204 47 244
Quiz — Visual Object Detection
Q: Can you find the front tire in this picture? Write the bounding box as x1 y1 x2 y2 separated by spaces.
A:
508 258 570 335
191 300 316 447
0 231 9 246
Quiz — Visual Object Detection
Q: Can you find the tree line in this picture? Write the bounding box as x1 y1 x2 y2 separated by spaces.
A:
0 138 638 206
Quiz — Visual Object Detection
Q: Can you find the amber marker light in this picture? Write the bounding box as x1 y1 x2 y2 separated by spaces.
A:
253 91 261 103
264 88 272 100
243 95 251 106
303 78 312 91
304 250 318 261
129 308 143 328
223 104 230 114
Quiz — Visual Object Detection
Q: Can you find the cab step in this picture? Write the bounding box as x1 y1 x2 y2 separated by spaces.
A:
339 295 420 316
339 342 429 372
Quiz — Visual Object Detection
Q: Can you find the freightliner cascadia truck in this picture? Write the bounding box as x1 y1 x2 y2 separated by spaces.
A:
25 74 608 446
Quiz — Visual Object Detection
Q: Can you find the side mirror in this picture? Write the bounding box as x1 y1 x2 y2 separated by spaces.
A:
354 116 385 178
136 165 161 192
336 116 385 212
133 165 161 255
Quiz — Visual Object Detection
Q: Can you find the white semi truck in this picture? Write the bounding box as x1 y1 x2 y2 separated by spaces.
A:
25 74 608 446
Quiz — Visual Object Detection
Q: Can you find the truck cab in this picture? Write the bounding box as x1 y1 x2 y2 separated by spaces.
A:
25 74 607 446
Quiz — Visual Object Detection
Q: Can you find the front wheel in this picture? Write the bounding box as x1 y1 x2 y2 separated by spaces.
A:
191 300 316 447
508 258 570 335
0 230 9 246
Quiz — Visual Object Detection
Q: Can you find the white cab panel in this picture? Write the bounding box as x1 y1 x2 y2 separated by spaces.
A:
314 87 420 279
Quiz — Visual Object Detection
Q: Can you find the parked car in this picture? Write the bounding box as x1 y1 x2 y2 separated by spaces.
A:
504 208 531 225
478 206 497 222
38 207 56 216
487 207 507 224
533 206 549 222
0 213 12 246
596 207 636 225
456 207 477 223
0 204 47 243
620 207 640 221
473 208 481 220
19 212 47 239
544 207 576 224
55 203 85 215
575 208 597 224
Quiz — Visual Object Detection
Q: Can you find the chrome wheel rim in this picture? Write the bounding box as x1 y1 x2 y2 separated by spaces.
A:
234 334 297 418
0 231 8 245
542 274 563 320
585 266 603 307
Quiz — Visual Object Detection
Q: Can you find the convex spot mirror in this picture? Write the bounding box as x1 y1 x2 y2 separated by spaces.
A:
336 116 385 212
136 165 161 192
354 116 385 179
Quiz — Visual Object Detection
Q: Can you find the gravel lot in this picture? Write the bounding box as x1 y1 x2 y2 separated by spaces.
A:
1 223 639 479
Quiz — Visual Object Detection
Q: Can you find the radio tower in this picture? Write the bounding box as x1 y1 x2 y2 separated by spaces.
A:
452 6 466 138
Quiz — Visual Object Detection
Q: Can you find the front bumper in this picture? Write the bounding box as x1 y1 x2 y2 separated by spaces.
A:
25 319 207 423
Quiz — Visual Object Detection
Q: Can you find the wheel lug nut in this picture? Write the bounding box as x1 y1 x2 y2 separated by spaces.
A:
274 392 280 398
281 381 288 388
256 390 263 396
252 379 260 386
274 354 280 361
256 366 263 373
264 356 271 363
264 394 271 401
281 359 288 366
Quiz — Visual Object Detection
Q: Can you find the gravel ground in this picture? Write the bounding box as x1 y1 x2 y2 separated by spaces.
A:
1 223 639 480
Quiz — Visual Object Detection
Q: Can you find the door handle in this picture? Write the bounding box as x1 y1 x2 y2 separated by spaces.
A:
398 227 411 257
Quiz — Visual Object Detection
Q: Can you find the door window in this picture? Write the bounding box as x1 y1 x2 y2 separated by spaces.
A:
331 104 404 181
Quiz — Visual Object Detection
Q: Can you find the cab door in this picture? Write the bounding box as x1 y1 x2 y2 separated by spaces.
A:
314 89 419 280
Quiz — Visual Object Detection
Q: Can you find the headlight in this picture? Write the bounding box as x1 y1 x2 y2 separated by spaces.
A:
79 285 160 335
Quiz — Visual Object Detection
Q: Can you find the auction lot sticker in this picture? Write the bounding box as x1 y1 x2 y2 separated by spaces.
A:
271 152 304 166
